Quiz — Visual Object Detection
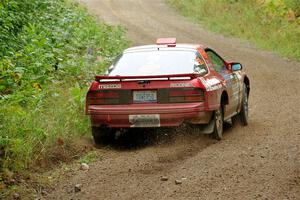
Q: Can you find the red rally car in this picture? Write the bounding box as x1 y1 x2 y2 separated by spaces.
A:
86 38 250 143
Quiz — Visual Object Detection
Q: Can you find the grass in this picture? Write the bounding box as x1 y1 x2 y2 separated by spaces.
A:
78 151 99 164
167 0 300 61
0 0 129 177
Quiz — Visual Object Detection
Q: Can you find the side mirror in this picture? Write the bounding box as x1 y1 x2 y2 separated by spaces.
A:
231 63 242 71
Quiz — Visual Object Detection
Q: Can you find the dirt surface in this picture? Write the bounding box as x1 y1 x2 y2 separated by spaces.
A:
47 0 300 199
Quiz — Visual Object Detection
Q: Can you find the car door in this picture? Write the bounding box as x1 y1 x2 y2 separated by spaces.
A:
205 49 240 118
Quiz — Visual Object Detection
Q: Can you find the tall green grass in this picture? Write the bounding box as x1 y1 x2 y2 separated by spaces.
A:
167 0 300 60
0 0 128 171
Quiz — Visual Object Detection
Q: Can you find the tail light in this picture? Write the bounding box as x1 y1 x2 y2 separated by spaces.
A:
168 88 204 103
86 87 204 114
86 90 121 105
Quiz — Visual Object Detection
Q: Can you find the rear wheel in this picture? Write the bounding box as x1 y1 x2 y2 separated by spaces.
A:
211 106 224 140
92 126 115 145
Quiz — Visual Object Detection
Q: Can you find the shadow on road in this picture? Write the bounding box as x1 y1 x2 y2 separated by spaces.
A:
112 127 179 149
93 122 235 151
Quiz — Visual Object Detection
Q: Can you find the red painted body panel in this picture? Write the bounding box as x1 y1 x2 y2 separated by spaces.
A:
88 102 212 127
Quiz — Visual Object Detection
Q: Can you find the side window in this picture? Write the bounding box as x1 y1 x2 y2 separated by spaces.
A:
206 50 225 73
194 51 208 75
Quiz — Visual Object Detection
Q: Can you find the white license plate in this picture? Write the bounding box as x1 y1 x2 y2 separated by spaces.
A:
133 90 157 103
129 114 160 127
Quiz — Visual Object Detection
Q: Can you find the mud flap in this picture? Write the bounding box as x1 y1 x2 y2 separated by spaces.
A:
198 117 215 134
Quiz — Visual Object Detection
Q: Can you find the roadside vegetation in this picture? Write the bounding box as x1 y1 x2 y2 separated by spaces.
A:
167 0 300 60
0 0 128 180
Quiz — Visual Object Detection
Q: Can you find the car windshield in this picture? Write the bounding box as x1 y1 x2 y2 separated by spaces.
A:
108 49 207 76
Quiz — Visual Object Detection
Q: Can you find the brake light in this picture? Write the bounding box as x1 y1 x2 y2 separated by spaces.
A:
156 38 176 47
103 91 119 98
185 96 203 101
86 91 120 105
169 89 202 97
168 88 204 103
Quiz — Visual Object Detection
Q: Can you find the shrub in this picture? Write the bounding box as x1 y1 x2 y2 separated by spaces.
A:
0 0 128 171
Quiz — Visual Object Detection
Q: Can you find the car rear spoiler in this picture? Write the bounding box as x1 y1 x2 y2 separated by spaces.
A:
95 73 200 81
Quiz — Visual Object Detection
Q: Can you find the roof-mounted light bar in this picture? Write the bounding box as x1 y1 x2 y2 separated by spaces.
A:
156 38 176 47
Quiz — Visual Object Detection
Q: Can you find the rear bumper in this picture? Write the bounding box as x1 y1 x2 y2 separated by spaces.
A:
87 102 212 128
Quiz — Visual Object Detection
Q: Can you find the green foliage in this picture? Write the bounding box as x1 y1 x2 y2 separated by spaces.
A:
168 0 300 60
78 151 98 164
0 0 128 171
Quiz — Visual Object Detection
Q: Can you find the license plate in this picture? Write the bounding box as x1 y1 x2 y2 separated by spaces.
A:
133 90 157 103
129 114 160 127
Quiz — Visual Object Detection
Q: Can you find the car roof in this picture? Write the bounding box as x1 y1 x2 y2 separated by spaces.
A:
124 43 207 53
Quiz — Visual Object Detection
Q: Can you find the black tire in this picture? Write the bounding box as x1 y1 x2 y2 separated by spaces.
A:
92 126 115 145
211 106 224 140
239 83 249 126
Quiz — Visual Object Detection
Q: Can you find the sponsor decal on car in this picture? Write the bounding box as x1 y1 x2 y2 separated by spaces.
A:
234 72 244 96
205 78 220 85
199 77 222 91
98 84 121 89
234 71 242 80
223 74 234 81
170 83 193 88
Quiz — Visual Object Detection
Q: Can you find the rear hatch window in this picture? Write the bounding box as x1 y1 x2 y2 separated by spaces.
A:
109 49 207 76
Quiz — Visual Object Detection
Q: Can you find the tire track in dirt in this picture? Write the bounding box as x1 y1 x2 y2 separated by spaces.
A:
48 0 300 199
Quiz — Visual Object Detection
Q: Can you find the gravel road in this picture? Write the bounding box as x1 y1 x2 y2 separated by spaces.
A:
48 0 300 199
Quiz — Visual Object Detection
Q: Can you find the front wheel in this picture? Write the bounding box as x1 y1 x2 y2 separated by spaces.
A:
211 106 224 140
239 83 249 126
